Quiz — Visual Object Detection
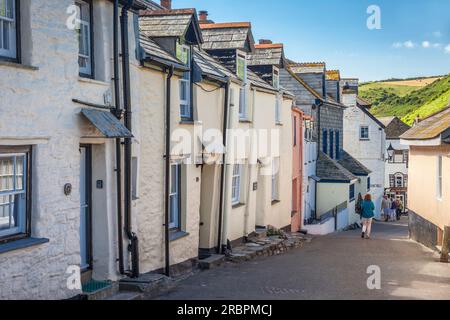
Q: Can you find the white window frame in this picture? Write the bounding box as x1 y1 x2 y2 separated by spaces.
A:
76 0 92 77
0 151 27 239
239 86 248 120
395 173 404 188
275 95 281 124
437 155 443 200
178 43 192 119
0 0 17 59
273 68 280 89
360 126 369 140
231 164 242 205
272 158 280 201
169 163 182 230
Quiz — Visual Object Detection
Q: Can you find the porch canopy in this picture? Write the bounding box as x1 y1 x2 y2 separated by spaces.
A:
81 108 133 138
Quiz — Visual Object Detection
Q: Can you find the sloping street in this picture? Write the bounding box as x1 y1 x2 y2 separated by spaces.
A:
159 218 450 300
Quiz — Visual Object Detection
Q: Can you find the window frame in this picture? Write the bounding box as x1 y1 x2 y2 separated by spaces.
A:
231 164 242 205
322 129 328 154
275 95 281 124
0 0 20 62
272 68 280 89
359 126 369 140
349 184 355 202
335 130 340 160
169 163 182 231
177 41 193 120
437 155 443 200
0 145 32 244
329 129 334 159
238 86 248 120
271 157 280 202
293 115 297 147
76 0 94 79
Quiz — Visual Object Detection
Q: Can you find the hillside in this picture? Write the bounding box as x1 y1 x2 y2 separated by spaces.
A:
360 75 450 125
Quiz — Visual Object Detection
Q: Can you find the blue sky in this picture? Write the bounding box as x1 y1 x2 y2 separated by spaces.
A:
173 0 450 82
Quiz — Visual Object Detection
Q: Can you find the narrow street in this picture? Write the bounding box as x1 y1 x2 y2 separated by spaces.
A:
159 218 450 300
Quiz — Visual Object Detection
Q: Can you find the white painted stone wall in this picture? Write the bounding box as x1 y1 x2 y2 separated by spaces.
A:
343 105 386 219
385 139 409 187
303 137 317 222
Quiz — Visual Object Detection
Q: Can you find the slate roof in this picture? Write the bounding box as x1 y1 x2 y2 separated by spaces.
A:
378 116 411 139
356 96 371 108
326 70 340 81
193 48 239 83
316 152 357 182
139 9 203 43
200 22 255 52
247 69 278 92
247 44 284 67
337 150 372 176
401 106 450 141
288 62 326 74
139 34 185 68
354 103 385 129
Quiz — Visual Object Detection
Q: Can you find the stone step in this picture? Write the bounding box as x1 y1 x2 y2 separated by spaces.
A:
254 228 267 239
106 291 142 300
198 254 226 270
82 282 118 301
119 273 174 299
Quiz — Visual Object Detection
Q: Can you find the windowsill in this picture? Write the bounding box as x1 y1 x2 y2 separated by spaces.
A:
0 237 49 255
349 199 355 203
232 203 245 209
360 138 370 141
0 60 39 71
179 119 195 125
169 230 190 242
272 200 281 206
239 119 252 124
78 76 109 87
275 122 283 126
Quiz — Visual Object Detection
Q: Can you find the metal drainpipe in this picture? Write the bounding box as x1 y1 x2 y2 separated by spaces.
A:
314 101 322 220
113 0 125 275
217 80 230 254
164 66 174 276
120 0 139 278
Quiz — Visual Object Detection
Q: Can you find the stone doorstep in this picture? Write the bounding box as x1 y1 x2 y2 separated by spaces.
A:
83 282 119 301
198 254 226 270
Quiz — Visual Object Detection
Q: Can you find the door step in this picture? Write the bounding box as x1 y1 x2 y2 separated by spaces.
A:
198 254 226 270
81 280 118 300
119 273 174 299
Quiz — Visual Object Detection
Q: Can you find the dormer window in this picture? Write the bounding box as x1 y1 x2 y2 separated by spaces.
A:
177 41 192 120
273 68 280 89
0 0 18 61
236 52 246 81
76 0 93 77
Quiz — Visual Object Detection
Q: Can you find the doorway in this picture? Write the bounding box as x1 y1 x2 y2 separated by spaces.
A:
79 145 93 280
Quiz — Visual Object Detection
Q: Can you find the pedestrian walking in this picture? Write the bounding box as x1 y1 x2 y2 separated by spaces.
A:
361 194 375 239
381 195 391 222
396 199 404 221
390 198 398 222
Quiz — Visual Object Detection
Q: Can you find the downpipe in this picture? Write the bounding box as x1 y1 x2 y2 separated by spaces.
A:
121 0 139 278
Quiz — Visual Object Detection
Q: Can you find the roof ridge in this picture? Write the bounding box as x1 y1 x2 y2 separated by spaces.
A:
139 8 196 16
254 43 283 49
200 22 251 29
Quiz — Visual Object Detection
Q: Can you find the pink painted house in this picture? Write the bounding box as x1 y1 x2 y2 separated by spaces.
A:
292 106 304 232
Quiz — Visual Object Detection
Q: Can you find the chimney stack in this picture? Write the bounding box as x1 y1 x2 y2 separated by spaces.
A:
259 39 273 45
199 10 208 22
160 0 172 9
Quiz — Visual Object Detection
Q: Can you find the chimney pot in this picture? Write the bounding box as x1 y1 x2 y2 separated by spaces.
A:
160 0 172 9
199 10 208 21
259 39 273 45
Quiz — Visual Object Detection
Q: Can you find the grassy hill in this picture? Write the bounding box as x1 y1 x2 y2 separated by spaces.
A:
360 75 450 125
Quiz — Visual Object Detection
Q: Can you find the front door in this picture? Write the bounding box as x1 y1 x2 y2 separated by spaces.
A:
79 145 92 272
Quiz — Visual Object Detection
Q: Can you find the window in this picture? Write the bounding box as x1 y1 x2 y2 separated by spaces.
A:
335 131 340 160
367 177 371 191
0 0 17 60
239 86 247 120
77 0 93 77
293 116 297 146
437 155 443 200
273 68 280 89
322 129 328 154
231 164 242 205
272 158 280 201
131 157 139 200
395 173 403 188
360 126 369 140
329 129 334 159
349 184 355 202
177 42 192 119
169 163 181 230
275 96 281 124
236 53 246 81
0 146 31 241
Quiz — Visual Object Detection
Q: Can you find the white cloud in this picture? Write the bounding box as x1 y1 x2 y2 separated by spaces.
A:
433 31 443 38
404 41 415 48
392 42 403 48
433 43 442 48
445 44 450 54
422 41 430 48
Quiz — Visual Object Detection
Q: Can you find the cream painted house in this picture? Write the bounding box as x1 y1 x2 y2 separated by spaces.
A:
401 107 450 250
